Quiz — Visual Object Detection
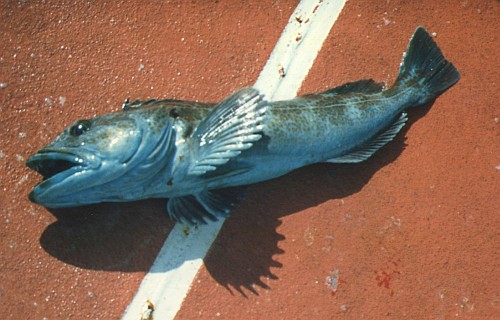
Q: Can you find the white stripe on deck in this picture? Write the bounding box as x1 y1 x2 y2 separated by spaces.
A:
122 1 346 319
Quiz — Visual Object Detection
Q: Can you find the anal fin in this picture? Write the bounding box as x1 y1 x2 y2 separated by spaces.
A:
167 188 244 225
327 112 408 163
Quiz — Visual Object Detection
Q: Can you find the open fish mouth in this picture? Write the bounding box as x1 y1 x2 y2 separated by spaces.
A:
26 148 103 206
26 150 87 180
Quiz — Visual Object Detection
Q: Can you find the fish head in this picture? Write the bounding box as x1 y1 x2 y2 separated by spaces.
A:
27 109 174 207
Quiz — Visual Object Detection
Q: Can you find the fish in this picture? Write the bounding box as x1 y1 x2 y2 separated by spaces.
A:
27 27 460 224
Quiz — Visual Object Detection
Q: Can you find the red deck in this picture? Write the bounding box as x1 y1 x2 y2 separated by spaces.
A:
1 1 498 319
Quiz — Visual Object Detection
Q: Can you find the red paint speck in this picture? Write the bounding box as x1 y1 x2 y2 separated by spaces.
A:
375 267 401 293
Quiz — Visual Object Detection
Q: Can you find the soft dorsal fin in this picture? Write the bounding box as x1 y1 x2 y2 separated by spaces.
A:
319 79 385 95
327 112 408 163
188 87 268 176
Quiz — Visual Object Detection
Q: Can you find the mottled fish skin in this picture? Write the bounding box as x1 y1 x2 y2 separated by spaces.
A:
26 27 460 224
208 81 429 190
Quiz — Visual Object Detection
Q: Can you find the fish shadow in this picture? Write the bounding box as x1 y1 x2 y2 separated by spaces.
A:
41 199 175 271
39 103 432 295
202 102 433 295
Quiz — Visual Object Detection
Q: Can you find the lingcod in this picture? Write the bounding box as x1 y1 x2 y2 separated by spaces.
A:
27 27 460 224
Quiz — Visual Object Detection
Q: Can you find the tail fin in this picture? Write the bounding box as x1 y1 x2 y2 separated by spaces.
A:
394 27 460 104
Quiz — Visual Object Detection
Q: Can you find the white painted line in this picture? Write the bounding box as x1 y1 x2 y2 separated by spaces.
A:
122 1 346 319
255 0 346 100
123 220 225 320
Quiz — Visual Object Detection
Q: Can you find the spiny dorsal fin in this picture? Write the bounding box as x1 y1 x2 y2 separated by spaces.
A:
188 87 268 176
319 79 385 95
327 112 408 163
122 98 188 111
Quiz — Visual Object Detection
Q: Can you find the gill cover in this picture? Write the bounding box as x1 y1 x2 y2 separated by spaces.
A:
27 110 175 207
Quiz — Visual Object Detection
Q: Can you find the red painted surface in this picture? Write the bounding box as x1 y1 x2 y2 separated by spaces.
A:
178 1 499 319
1 0 498 319
0 1 297 319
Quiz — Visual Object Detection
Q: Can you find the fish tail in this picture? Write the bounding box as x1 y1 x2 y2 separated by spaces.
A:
394 27 460 104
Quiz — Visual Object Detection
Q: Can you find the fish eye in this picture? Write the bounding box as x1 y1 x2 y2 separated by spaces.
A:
69 119 92 136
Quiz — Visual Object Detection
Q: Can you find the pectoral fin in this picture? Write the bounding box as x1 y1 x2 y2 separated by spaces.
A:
188 87 268 176
327 112 408 163
167 188 243 225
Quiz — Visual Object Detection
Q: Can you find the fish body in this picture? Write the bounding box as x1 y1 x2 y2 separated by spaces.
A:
27 27 460 224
